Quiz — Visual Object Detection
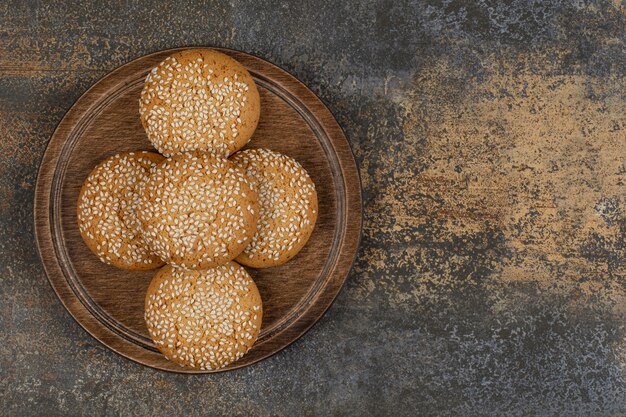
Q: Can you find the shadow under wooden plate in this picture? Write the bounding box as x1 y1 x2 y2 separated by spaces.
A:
34 48 362 373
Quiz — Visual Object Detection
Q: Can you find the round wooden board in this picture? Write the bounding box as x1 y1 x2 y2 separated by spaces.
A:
34 48 362 373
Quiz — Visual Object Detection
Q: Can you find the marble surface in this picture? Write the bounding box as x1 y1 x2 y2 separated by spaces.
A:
1 1 624 415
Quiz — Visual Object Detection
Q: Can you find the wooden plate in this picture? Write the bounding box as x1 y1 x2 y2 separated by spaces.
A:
34 48 361 373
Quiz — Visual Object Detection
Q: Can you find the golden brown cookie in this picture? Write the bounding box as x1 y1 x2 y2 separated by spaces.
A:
137 151 259 269
77 151 165 270
145 263 263 370
230 148 318 268
139 48 260 157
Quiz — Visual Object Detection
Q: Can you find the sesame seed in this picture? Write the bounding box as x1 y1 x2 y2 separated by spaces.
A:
136 151 259 269
230 148 317 265
145 263 262 370
77 152 164 269
139 51 257 157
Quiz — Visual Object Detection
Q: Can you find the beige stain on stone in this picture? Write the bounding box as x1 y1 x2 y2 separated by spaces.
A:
391 52 625 310
612 0 626 15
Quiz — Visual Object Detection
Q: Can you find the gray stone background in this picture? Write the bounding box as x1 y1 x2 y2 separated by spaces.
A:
1 1 625 416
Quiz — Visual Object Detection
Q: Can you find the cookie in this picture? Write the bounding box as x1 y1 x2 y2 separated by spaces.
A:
137 151 259 269
230 148 318 268
145 263 263 370
140 48 261 157
77 151 165 270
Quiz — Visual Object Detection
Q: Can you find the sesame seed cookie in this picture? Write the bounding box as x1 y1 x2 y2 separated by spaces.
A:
139 48 261 157
145 263 263 370
137 151 259 269
230 148 318 268
77 151 166 270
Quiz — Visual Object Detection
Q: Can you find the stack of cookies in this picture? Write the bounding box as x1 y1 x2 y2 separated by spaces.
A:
77 49 318 370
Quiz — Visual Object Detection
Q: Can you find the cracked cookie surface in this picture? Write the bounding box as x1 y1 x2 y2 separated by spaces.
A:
77 151 165 270
137 151 259 269
140 48 260 157
145 263 262 370
231 148 317 268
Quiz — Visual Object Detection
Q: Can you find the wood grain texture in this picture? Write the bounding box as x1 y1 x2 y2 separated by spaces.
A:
34 48 362 373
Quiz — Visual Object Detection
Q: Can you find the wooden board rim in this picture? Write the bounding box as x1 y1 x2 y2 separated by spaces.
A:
34 47 362 373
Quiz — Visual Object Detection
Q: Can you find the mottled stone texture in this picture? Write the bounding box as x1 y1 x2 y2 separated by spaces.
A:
1 1 625 416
